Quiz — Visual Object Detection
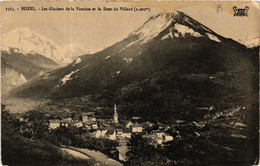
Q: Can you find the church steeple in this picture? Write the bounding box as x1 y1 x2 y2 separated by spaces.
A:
114 104 118 123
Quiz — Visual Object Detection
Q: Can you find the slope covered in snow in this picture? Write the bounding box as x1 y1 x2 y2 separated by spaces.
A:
60 69 80 86
237 36 260 48
2 27 88 64
129 11 222 45
73 57 82 66
132 13 174 43
206 33 221 42
174 23 202 37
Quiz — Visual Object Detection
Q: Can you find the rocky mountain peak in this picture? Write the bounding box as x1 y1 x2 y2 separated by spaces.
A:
130 10 221 44
2 27 88 64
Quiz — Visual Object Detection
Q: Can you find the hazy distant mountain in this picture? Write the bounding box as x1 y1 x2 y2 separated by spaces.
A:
237 36 260 48
1 49 59 94
1 68 27 94
7 11 257 113
2 27 88 64
1 27 90 94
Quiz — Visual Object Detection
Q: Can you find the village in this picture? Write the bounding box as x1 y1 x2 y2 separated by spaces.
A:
48 104 175 161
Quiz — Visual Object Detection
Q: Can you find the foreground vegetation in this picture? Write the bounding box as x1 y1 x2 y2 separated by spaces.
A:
1 107 95 166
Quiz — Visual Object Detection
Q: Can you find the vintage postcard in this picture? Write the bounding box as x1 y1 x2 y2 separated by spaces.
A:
1 1 259 165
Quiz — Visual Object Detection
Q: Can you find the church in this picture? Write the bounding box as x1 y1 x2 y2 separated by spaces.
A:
113 104 118 123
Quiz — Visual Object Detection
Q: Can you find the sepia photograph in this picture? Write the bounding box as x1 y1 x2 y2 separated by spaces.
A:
1 1 259 165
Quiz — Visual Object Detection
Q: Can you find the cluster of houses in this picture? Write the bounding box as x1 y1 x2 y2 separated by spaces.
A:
48 104 174 161
49 112 98 130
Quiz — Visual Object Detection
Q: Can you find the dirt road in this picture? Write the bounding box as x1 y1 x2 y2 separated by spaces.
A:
61 148 90 160
68 146 123 166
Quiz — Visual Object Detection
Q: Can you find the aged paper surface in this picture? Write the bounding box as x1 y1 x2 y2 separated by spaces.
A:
1 1 259 165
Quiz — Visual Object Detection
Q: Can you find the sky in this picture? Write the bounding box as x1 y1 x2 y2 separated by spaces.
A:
1 1 259 52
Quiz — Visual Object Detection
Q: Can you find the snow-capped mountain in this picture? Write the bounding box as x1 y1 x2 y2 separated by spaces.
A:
7 11 255 100
130 11 221 44
1 27 89 93
237 36 260 48
2 27 88 64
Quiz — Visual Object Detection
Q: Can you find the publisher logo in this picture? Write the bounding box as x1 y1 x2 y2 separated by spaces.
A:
233 6 249 17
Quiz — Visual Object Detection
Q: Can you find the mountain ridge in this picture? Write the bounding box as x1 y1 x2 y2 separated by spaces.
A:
6 11 256 103
1 27 91 94
2 27 88 64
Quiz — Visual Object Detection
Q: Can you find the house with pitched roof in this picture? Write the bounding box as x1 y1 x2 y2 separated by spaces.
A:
164 135 173 142
131 123 143 133
116 129 123 137
105 129 116 140
49 119 60 129
94 128 108 138
125 121 134 128
122 128 132 138
60 117 73 128
116 146 129 161
73 120 83 128
82 112 95 123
